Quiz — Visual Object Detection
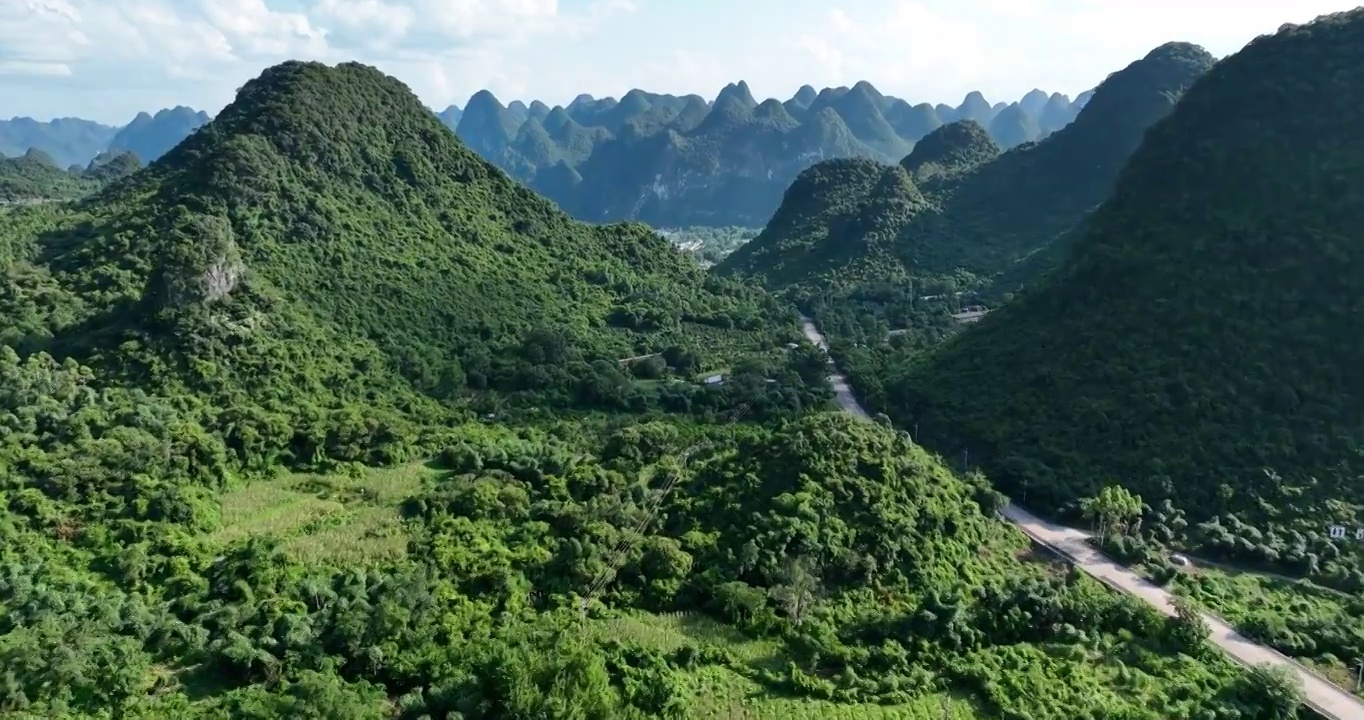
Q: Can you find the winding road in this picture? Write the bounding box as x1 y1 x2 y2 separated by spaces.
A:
799 316 1364 720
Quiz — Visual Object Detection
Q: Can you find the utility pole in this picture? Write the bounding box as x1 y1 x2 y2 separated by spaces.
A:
963 448 969 470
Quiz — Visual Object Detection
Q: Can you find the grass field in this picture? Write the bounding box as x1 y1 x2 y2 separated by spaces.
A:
594 611 985 719
211 461 440 564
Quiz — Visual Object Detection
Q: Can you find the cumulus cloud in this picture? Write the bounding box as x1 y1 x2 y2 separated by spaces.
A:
0 60 74 77
401 0 559 40
3 0 1359 123
311 0 415 46
1 0 635 121
765 0 1357 105
786 3 988 100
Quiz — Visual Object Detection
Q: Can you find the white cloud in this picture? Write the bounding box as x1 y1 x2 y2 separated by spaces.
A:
3 0 1360 124
399 0 559 41
200 0 329 58
783 2 988 102
0 0 86 65
311 0 414 46
0 60 73 76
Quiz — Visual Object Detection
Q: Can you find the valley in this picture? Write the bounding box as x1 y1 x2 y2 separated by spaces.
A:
801 316 1364 719
3 4 1363 720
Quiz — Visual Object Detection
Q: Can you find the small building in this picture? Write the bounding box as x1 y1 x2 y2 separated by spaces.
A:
703 374 726 386
952 308 990 324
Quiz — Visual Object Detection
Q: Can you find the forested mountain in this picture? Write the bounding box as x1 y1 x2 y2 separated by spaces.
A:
0 61 811 428
0 58 1299 718
447 82 1087 227
82 149 143 182
0 116 119 168
860 9 1364 590
716 42 1216 297
0 147 139 201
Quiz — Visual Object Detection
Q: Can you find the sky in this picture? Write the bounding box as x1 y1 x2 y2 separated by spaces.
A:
2 0 1360 125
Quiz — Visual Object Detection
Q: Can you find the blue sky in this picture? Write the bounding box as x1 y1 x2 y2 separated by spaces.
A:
2 0 1358 125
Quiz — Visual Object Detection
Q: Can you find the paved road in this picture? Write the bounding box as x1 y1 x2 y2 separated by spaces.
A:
799 316 1364 720
800 317 870 421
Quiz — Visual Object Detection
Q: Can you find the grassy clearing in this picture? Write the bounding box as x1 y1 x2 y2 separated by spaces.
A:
597 611 781 664
596 611 987 719
211 462 440 565
685 670 980 720
1170 564 1364 695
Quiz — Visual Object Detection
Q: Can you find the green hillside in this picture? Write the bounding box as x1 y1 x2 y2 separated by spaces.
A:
0 391 1291 718
869 10 1364 590
1 61 810 437
914 42 1215 290
0 148 102 201
900 120 1000 184
716 158 928 289
83 150 142 182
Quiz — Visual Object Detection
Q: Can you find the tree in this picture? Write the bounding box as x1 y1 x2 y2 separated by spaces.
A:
631 355 667 379
662 345 698 375
737 539 760 575
1080 485 1143 538
1229 664 1303 719
769 556 822 627
789 344 829 385
1167 596 1210 653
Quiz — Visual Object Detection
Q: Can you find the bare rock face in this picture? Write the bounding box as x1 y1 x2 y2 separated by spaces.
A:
161 214 246 309
198 255 242 303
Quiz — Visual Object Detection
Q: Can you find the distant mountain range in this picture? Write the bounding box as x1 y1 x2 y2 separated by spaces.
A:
717 43 1214 294
0 106 210 168
440 83 1094 227
4 83 1090 228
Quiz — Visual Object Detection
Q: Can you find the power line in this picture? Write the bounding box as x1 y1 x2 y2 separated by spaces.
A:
581 400 751 603
578 400 754 614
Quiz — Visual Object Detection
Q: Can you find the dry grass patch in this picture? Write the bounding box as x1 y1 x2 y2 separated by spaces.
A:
211 461 440 565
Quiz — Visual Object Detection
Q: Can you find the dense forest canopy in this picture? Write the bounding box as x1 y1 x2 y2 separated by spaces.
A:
715 157 930 291
861 9 1364 591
